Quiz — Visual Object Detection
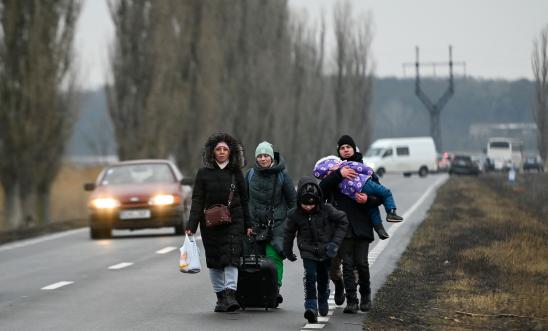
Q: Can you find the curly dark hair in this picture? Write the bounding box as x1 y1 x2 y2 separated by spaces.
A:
202 132 246 170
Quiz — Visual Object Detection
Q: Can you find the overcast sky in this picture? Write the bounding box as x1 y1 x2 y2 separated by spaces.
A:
75 0 548 90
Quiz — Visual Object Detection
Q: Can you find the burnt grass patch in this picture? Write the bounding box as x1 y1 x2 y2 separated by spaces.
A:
363 174 547 331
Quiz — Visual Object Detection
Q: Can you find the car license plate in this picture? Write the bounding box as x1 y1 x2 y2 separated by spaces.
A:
120 209 151 220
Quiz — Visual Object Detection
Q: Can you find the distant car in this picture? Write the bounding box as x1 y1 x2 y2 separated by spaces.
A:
437 152 452 172
83 159 191 239
471 155 487 173
523 156 544 172
449 155 480 176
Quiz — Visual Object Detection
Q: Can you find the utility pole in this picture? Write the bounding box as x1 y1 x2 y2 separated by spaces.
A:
403 46 465 152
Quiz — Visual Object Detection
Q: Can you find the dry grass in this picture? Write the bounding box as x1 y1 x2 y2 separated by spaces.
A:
0 163 102 234
363 174 548 331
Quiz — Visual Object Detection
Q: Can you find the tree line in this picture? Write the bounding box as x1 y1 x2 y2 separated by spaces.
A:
106 0 374 178
0 0 374 229
1 0 547 230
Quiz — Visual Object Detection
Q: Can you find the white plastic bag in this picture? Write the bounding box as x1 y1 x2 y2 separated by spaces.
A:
179 235 201 273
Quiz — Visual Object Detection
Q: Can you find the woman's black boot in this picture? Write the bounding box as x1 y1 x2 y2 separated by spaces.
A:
214 290 228 312
224 289 240 312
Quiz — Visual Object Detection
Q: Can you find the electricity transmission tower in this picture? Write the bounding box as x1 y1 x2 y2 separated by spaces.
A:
403 46 465 152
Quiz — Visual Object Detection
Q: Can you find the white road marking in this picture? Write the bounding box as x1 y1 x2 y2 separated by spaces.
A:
0 228 87 252
41 281 74 290
108 262 133 270
368 175 447 266
298 176 447 331
156 246 177 254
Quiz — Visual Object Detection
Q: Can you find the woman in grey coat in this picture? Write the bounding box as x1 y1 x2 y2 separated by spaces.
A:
246 141 297 304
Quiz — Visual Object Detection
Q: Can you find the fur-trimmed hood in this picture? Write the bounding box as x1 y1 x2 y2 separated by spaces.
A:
202 133 246 170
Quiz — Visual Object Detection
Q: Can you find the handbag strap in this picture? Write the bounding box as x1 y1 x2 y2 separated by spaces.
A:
266 173 278 226
227 174 236 206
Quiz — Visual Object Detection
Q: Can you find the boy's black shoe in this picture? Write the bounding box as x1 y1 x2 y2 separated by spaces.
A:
386 209 403 222
334 279 345 305
373 223 389 240
318 302 329 316
304 309 318 323
277 293 283 304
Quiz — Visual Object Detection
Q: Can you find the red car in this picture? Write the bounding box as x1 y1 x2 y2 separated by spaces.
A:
84 160 191 239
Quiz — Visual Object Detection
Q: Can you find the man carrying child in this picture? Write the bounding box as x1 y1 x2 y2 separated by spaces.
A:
319 135 386 313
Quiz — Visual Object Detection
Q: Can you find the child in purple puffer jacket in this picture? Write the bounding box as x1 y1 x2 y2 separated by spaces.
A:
313 156 404 240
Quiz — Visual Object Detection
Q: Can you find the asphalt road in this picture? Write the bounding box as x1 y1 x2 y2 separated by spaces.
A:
0 173 448 331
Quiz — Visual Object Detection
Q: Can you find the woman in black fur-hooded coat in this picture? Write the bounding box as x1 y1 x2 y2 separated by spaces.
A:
186 133 252 312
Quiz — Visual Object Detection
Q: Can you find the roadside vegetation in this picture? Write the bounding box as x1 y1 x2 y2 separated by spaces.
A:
0 164 101 242
364 173 548 330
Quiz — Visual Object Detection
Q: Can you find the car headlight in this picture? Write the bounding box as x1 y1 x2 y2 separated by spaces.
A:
149 194 175 206
91 198 120 209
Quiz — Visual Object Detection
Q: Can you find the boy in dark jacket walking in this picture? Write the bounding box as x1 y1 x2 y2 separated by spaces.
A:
284 177 349 324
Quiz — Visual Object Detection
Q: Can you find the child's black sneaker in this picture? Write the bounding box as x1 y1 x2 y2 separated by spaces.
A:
386 209 403 222
304 309 318 323
373 223 389 240
334 279 345 305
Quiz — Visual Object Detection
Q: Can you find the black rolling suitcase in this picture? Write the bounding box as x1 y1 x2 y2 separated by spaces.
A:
236 254 279 310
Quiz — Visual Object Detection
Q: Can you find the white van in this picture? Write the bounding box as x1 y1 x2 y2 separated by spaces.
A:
363 137 437 177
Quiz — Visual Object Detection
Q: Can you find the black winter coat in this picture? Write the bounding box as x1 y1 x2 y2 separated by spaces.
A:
284 204 348 261
284 177 348 261
186 133 251 269
187 166 250 268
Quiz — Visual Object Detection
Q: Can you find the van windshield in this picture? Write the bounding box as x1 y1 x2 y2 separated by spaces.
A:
365 148 384 157
489 142 510 149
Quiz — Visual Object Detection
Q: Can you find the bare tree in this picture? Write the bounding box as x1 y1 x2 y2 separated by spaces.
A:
283 14 330 175
532 25 548 167
173 0 292 173
107 0 185 161
107 0 373 180
332 1 375 150
0 0 81 228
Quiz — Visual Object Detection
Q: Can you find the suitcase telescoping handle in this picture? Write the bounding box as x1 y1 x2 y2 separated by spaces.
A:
242 235 262 267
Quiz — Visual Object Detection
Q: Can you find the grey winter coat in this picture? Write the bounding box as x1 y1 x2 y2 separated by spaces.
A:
246 152 297 255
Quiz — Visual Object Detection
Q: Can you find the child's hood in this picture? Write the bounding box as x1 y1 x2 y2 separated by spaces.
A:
296 176 323 204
